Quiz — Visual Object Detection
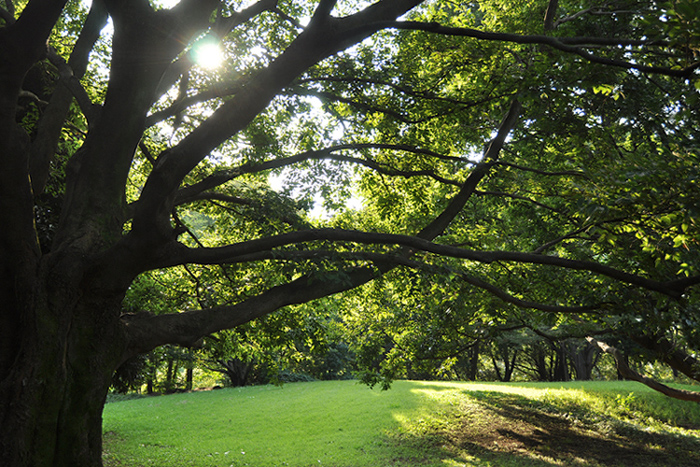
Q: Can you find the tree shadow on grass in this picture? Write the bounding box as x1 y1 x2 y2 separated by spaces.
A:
390 389 700 467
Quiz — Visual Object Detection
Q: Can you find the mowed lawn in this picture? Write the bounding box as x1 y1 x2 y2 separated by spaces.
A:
102 380 700 467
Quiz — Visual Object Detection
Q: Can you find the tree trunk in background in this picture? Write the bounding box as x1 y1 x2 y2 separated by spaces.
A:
467 341 480 381
552 343 570 382
503 349 518 382
186 366 194 391
146 355 157 394
531 345 550 381
491 344 519 382
166 358 175 389
567 339 598 381
219 358 253 387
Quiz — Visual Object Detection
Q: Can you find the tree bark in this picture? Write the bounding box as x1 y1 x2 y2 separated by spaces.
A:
491 343 519 382
530 345 550 381
186 364 194 391
0 276 126 466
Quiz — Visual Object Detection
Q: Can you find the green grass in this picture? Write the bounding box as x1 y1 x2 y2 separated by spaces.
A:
103 380 700 467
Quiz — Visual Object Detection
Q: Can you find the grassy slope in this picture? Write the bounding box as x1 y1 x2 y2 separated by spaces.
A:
103 380 700 467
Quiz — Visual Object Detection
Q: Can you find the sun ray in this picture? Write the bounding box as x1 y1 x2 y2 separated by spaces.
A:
192 36 224 70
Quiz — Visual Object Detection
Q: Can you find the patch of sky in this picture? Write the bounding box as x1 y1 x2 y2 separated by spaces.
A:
149 0 182 9
572 107 586 117
269 166 363 220
268 94 363 218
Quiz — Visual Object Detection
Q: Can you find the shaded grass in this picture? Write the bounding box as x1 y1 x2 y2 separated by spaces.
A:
399 381 700 466
103 380 700 466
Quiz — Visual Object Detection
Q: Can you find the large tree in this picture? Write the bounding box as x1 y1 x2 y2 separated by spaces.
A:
1 0 698 465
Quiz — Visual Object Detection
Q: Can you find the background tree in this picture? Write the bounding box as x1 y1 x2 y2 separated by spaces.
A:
1 1 699 466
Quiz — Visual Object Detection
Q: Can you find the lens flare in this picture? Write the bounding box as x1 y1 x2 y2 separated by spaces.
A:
192 36 223 70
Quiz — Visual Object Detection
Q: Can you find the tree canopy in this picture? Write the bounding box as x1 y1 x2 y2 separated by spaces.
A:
1 0 699 465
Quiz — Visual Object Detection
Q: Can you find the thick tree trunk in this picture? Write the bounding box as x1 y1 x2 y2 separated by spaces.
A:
0 327 122 466
0 270 126 467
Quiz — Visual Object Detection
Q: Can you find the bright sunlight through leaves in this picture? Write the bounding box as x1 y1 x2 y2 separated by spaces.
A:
191 36 224 70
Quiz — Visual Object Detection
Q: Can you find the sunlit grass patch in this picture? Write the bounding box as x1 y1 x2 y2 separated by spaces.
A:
104 381 438 466
103 380 700 467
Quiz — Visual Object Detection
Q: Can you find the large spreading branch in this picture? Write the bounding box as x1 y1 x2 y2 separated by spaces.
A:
169 142 471 206
198 247 606 315
632 335 700 382
149 227 694 299
145 81 241 127
296 76 506 109
120 97 522 359
495 160 587 178
474 190 567 214
121 266 377 358
29 0 108 195
380 21 699 78
309 0 337 25
293 86 458 125
53 0 221 250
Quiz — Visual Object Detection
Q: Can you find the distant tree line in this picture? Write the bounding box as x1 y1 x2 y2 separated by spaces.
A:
111 313 681 393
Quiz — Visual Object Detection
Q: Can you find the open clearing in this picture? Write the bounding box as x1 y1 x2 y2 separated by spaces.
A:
103 380 700 466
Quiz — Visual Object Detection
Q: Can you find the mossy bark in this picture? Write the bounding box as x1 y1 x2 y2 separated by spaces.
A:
0 263 126 467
